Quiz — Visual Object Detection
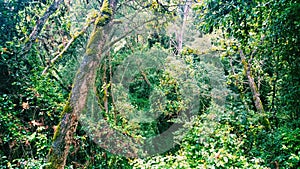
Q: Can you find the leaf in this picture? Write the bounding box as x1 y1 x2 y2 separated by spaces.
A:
223 156 228 163
30 120 43 127
22 102 29 109
27 132 36 141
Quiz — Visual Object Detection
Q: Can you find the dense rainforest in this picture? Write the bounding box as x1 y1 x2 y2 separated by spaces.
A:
0 0 299 168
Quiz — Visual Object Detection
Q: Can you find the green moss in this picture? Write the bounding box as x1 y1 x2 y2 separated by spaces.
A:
60 101 72 117
52 122 61 141
86 0 113 54
51 102 72 141
95 15 109 27
86 28 103 55
85 48 95 56
100 0 112 16
47 153 63 169
94 0 113 28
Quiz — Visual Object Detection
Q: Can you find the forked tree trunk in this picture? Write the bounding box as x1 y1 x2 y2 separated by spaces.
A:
46 0 118 168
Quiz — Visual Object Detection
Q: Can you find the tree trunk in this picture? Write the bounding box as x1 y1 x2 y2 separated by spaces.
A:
177 0 191 54
239 49 270 129
239 49 264 114
46 0 118 168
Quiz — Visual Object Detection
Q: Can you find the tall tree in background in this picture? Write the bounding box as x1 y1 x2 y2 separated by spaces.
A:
195 0 299 128
176 0 192 54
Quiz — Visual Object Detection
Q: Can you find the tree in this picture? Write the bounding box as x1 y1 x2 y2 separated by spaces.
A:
194 0 297 128
45 0 185 167
2 0 298 168
194 0 300 167
46 0 118 168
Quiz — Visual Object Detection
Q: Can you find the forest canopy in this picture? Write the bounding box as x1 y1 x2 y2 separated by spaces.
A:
0 0 299 168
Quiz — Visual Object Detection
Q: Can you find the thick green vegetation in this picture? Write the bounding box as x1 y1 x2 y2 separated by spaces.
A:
0 0 299 168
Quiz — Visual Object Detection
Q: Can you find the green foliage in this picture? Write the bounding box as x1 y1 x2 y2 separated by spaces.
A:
0 0 79 168
195 0 300 116
131 105 267 169
1 0 299 168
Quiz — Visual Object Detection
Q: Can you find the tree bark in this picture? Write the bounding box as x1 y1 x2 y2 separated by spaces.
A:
239 49 264 114
46 0 118 168
239 49 270 130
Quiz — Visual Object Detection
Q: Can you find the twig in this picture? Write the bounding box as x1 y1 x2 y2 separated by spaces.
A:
140 70 151 87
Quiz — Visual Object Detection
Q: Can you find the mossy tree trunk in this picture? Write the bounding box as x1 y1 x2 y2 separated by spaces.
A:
46 0 118 168
239 49 270 130
240 49 264 114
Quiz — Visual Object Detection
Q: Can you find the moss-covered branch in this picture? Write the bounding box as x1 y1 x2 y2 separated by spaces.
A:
22 0 64 54
239 49 270 130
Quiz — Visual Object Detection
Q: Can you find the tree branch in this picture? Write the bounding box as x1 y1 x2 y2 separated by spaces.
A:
103 17 157 52
22 0 64 53
239 49 265 115
42 18 96 75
